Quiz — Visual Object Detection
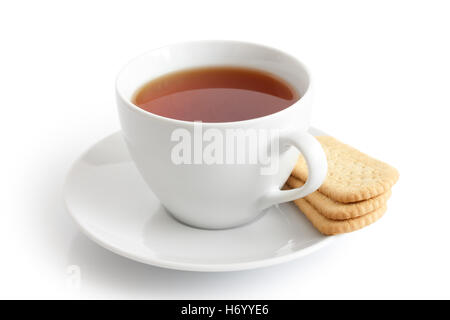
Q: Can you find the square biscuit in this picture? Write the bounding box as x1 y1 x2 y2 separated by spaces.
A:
292 197 387 235
286 176 391 220
292 136 399 203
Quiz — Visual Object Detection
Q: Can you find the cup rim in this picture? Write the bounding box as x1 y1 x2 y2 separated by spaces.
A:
115 40 312 127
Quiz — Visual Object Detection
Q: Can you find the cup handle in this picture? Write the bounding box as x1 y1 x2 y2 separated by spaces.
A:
259 129 328 209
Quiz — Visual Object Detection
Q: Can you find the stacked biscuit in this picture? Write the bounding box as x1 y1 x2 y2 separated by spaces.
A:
286 136 399 235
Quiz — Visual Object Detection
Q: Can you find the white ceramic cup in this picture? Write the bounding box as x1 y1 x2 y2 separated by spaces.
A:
116 41 327 229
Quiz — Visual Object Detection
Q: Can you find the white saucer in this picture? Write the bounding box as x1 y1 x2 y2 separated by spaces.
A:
64 128 334 272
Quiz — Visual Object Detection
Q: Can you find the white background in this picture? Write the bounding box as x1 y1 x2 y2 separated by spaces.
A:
1 0 449 299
